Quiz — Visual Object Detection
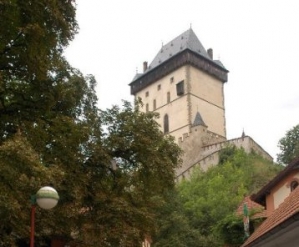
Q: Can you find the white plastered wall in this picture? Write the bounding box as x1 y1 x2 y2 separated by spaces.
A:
135 64 226 142
188 66 226 137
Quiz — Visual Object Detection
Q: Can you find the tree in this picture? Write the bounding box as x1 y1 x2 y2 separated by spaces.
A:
0 0 78 142
277 124 299 164
0 1 183 245
151 190 203 247
0 71 101 246
0 1 92 245
77 101 182 246
0 0 77 82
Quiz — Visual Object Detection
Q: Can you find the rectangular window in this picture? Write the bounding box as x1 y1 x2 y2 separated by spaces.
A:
170 77 174 83
167 92 170 103
146 103 149 112
157 84 161 90
164 114 169 133
145 91 149 97
176 80 184 96
153 99 156 110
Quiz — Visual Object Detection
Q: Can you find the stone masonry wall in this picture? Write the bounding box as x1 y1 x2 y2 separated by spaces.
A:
176 133 273 182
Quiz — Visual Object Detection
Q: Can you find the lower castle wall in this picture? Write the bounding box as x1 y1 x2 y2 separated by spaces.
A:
176 133 273 182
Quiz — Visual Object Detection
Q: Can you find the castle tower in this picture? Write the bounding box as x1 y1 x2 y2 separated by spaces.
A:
129 29 229 143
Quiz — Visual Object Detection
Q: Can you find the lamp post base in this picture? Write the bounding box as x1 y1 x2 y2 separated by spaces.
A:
30 205 36 247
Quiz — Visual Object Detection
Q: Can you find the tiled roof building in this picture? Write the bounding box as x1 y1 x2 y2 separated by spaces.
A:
241 157 299 247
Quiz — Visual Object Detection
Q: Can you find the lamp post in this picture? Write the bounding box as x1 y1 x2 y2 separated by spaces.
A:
30 186 59 247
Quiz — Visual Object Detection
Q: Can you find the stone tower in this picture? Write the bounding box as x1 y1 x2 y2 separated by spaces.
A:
130 28 228 142
130 29 272 180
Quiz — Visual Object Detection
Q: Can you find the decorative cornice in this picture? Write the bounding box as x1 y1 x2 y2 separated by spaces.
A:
130 49 228 95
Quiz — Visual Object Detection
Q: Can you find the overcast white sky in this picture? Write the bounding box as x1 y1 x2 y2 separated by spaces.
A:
65 0 299 161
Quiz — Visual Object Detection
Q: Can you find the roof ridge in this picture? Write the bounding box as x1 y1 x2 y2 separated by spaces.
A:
148 29 212 71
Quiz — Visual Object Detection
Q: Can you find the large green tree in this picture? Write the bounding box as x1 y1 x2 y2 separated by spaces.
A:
277 124 299 164
76 101 182 246
0 1 86 245
0 0 77 82
0 0 78 141
0 1 183 246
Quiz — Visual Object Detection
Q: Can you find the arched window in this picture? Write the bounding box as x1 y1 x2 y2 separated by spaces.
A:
164 114 169 133
290 180 299 191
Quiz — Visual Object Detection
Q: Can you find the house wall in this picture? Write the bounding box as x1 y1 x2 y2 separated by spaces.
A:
265 171 299 212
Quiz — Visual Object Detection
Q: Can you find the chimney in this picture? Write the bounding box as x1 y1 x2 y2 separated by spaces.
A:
207 48 213 59
143 61 148 72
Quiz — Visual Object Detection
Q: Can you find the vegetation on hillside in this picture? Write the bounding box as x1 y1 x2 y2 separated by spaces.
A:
152 147 282 247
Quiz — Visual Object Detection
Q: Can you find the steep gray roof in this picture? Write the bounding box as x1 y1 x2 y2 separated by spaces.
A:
132 73 143 81
130 29 228 94
213 60 225 67
148 28 215 71
192 111 207 127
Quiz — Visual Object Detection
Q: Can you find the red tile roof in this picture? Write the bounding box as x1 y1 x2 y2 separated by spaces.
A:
236 196 265 217
241 186 299 246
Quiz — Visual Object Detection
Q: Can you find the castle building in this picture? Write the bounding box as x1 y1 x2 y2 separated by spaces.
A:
130 29 272 181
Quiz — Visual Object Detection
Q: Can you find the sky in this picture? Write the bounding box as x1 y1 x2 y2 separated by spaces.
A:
65 0 299 161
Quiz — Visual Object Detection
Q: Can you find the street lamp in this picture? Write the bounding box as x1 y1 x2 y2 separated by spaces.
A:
30 186 59 247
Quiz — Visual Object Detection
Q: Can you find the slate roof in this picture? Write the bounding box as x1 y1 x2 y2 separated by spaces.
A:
192 112 207 127
132 73 143 81
147 28 225 72
241 186 299 246
130 29 229 93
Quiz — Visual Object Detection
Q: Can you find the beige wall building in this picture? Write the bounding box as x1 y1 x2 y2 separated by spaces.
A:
130 29 272 180
241 157 299 247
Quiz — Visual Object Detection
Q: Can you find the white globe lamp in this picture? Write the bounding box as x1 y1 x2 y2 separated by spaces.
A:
36 186 59 210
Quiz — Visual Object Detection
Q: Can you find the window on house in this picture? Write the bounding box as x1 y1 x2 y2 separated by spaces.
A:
170 77 174 83
157 84 161 90
176 80 184 96
153 99 156 110
167 92 170 103
145 91 149 97
146 103 149 112
290 180 298 191
164 114 169 133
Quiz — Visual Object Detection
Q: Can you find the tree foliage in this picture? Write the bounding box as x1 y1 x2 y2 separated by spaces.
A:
277 124 299 164
76 101 182 246
151 189 208 247
153 148 282 247
0 0 77 82
0 1 183 246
